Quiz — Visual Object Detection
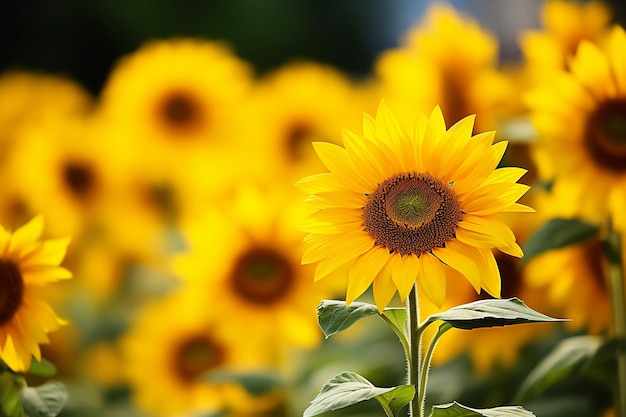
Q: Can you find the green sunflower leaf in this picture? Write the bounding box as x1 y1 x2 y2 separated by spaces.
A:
514 335 604 403
430 401 535 416
20 381 67 417
26 359 57 377
521 218 599 265
317 300 379 338
207 371 283 396
0 372 25 417
303 371 414 417
423 298 567 330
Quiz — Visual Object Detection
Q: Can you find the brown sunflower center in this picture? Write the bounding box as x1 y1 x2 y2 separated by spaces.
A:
173 334 224 383
0 260 24 326
158 90 204 132
286 122 313 161
584 99 626 172
363 172 462 255
230 247 294 305
63 161 96 200
363 172 461 255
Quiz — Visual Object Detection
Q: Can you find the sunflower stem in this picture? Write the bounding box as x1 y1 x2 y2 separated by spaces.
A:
407 286 423 417
418 325 450 415
606 227 626 417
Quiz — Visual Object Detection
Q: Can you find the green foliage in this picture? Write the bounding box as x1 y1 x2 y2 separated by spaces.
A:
514 335 603 403
317 300 379 338
430 402 535 416
0 373 24 417
207 371 283 396
521 218 599 265
303 371 414 417
423 298 566 330
26 360 57 378
20 382 67 417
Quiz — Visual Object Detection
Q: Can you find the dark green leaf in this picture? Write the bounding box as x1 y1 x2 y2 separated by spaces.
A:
424 298 566 330
522 218 598 265
514 335 602 403
431 402 535 416
303 371 413 417
0 372 25 417
207 371 283 396
317 300 379 338
27 360 57 378
381 308 408 342
20 381 67 417
375 385 415 417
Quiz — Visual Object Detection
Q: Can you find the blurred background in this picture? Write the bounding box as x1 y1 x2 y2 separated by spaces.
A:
2 1 626 417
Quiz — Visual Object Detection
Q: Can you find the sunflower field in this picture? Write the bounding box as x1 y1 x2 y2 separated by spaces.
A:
1 1 626 417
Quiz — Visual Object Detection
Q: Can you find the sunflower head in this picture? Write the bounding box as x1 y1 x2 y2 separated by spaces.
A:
298 101 531 312
0 215 71 371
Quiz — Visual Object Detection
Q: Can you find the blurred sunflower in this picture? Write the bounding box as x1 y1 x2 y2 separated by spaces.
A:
172 184 331 360
4 115 119 238
122 290 268 416
526 25 626 230
520 0 612 83
98 38 252 159
298 101 530 312
0 216 71 372
374 3 512 133
245 61 363 181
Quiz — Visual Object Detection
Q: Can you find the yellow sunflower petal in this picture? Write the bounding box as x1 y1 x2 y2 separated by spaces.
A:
8 215 44 256
373 265 398 312
477 249 501 298
21 237 71 268
295 173 346 194
432 240 481 292
312 142 372 193
303 230 373 265
418 252 447 308
346 246 390 306
391 254 420 301
313 236 375 281
607 25 626 92
22 265 73 284
462 183 530 216
457 214 523 257
570 40 616 100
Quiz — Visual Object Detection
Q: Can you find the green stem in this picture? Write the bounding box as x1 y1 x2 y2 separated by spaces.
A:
407 286 422 417
418 325 450 415
606 228 626 417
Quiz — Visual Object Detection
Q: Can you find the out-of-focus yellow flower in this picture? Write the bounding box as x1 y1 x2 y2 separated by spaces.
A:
245 61 363 181
3 115 124 239
527 25 626 230
0 216 71 372
98 38 252 158
520 0 612 83
172 184 331 361
298 101 530 312
121 290 264 416
374 4 512 133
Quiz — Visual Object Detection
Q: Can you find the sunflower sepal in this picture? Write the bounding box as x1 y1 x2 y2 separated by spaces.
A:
303 371 415 417
429 401 535 417
20 381 67 417
422 297 567 331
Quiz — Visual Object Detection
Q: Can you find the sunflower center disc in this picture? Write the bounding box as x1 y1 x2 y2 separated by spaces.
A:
363 172 462 256
63 161 96 201
174 334 224 383
159 90 203 132
230 247 293 305
585 99 626 172
0 260 24 326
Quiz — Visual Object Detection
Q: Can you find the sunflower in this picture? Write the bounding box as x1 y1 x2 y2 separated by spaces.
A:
244 61 364 182
122 290 267 416
298 101 531 312
374 3 513 134
171 184 333 359
98 38 252 160
0 215 71 372
526 25 626 230
519 0 612 83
